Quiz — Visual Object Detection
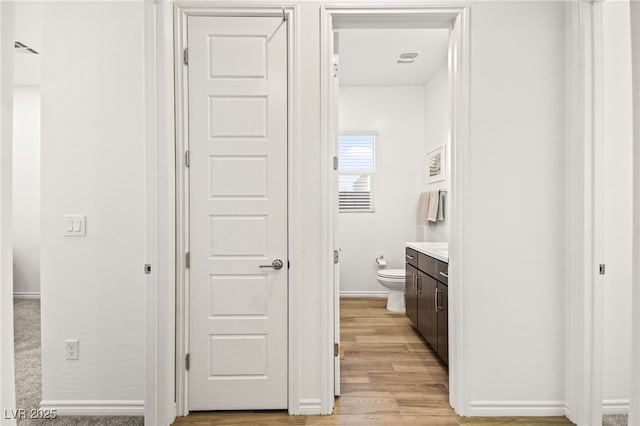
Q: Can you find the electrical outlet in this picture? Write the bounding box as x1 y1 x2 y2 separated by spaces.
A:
65 339 79 360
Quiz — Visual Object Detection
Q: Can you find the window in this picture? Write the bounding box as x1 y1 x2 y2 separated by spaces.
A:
338 133 375 212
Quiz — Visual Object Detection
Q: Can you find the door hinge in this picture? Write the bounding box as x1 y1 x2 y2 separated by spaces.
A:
599 264 606 275
332 62 338 78
183 47 189 65
334 343 340 357
186 251 190 268
144 264 151 275
185 353 190 370
333 250 339 264
185 150 190 167
333 156 338 170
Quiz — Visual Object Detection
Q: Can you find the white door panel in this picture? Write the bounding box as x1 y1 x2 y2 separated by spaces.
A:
188 15 288 411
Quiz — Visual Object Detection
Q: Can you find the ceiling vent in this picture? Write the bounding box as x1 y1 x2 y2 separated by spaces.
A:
396 52 418 64
14 41 39 55
397 51 419 64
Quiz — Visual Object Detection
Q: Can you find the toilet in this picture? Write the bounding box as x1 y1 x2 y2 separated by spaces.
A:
376 269 406 312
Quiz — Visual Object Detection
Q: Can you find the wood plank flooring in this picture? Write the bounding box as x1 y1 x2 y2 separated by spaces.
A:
173 298 573 425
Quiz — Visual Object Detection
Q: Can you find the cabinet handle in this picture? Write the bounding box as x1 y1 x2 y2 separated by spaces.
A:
416 275 421 294
439 271 448 279
435 288 442 312
412 274 417 293
406 254 414 261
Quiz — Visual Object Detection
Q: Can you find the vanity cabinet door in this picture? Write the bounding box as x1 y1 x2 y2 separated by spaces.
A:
405 264 418 326
437 283 448 365
417 272 438 349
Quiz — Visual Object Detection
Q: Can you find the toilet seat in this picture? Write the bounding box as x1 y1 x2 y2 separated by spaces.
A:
376 269 405 280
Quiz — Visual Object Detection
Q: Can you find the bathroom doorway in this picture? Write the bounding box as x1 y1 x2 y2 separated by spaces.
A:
322 7 469 417
334 28 450 299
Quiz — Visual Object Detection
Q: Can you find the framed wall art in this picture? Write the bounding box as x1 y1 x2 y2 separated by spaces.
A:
427 145 446 183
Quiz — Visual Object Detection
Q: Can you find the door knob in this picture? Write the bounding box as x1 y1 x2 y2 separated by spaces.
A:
259 259 284 270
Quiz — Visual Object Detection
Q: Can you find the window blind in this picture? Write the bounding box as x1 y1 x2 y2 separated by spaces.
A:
338 134 375 212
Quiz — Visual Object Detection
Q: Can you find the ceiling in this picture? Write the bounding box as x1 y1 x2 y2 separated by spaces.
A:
338 28 449 86
14 51 41 86
12 15 448 87
13 2 43 86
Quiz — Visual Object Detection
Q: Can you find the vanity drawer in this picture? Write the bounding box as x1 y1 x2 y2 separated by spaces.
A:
418 253 439 279
418 253 448 284
405 248 418 267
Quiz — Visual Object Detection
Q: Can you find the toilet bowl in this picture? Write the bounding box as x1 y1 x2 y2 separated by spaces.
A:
376 269 406 312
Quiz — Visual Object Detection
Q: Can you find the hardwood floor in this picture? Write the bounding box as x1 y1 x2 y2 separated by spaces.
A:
173 298 573 425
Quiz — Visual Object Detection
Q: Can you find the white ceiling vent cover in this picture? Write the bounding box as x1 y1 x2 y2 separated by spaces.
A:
14 41 39 55
397 51 419 64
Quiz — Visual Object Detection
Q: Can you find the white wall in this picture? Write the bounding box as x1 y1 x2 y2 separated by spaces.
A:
23 0 578 419
12 86 40 296
338 86 425 294
40 1 145 411
422 60 450 243
298 1 568 413
603 0 633 411
465 1 566 408
0 1 17 423
13 1 42 87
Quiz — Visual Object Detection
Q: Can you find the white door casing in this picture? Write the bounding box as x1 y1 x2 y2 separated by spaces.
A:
332 30 341 397
187 15 288 411
321 6 470 415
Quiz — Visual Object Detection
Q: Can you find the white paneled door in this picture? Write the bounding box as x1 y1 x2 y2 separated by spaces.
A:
187 16 288 411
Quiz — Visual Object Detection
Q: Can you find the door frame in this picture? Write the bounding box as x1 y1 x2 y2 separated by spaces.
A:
564 1 606 424
631 3 640 423
319 5 471 415
173 4 299 417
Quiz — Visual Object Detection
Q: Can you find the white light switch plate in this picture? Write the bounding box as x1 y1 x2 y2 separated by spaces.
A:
63 215 86 237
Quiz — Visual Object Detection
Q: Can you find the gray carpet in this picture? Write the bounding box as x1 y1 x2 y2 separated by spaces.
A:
603 415 628 426
13 299 144 426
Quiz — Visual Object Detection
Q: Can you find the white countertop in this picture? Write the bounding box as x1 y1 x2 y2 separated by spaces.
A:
406 242 449 263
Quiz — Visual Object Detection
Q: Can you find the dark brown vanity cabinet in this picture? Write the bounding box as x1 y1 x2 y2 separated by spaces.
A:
418 272 438 352
437 282 448 363
405 247 449 365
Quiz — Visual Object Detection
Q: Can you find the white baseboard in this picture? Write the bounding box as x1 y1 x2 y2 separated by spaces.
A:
468 401 566 417
39 400 144 416
168 401 177 424
13 292 40 300
340 291 388 298
603 399 629 415
298 399 322 415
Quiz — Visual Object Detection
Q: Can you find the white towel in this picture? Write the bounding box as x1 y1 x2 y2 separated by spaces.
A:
417 192 430 225
427 190 439 222
437 190 445 221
